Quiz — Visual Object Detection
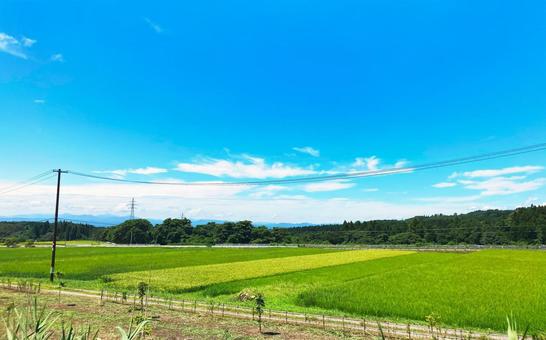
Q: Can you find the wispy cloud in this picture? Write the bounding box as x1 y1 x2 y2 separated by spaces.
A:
416 195 481 203
347 156 413 175
96 167 168 177
293 146 320 157
433 182 456 188
50 53 64 62
436 165 545 196
394 159 409 168
0 179 500 223
352 156 380 171
248 185 289 198
0 32 35 59
33 99 46 104
303 180 355 192
144 18 163 34
22 37 36 47
175 155 316 179
362 188 379 192
459 176 546 196
450 166 543 179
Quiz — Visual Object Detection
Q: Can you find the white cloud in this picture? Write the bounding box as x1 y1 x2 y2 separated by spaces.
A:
394 159 409 168
362 188 379 192
1 176 542 223
459 176 546 196
131 167 168 175
33 99 46 104
452 166 543 179
22 37 36 47
448 172 460 179
0 179 491 223
293 146 320 157
248 185 289 198
175 155 316 179
352 156 380 171
0 32 34 59
50 53 64 62
144 18 163 33
433 182 456 188
437 165 546 196
96 167 168 177
416 195 481 203
303 180 355 192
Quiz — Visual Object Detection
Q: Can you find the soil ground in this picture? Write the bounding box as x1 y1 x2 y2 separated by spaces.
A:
0 288 364 339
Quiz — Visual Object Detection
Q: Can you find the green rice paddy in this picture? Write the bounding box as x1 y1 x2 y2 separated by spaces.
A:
1 246 545 332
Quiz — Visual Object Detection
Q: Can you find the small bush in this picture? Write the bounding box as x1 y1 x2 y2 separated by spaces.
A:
3 238 18 248
100 275 114 284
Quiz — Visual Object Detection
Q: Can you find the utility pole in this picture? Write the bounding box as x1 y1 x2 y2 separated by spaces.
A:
50 169 67 282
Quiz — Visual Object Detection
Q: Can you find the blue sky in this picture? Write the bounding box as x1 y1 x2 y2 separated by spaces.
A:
1 0 546 223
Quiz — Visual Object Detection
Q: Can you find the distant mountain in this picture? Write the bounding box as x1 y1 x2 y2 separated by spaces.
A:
0 214 312 228
0 214 155 227
258 222 313 228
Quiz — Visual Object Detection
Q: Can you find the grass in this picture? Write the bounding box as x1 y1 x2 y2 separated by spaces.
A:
109 249 412 291
1 247 545 333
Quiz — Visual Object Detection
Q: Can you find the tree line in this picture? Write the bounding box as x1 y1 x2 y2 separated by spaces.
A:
1 205 545 246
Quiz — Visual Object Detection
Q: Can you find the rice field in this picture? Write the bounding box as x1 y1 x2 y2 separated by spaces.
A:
0 246 338 280
110 249 412 291
1 246 545 332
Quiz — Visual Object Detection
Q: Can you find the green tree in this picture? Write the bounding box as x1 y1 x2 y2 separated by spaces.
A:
107 219 153 244
388 232 423 244
154 218 192 245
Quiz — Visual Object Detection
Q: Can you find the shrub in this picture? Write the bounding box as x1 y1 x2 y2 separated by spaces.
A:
3 238 18 248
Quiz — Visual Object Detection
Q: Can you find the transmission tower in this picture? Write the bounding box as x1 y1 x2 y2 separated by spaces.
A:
129 198 136 219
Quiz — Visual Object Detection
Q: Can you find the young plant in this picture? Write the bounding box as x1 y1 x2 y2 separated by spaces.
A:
116 318 150 340
56 271 66 302
60 322 99 340
254 293 265 333
425 312 442 340
3 298 58 340
507 314 530 340
137 282 149 311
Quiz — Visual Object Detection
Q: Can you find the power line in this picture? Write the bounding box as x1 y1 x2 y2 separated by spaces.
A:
0 171 53 193
0 173 56 195
65 142 546 186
